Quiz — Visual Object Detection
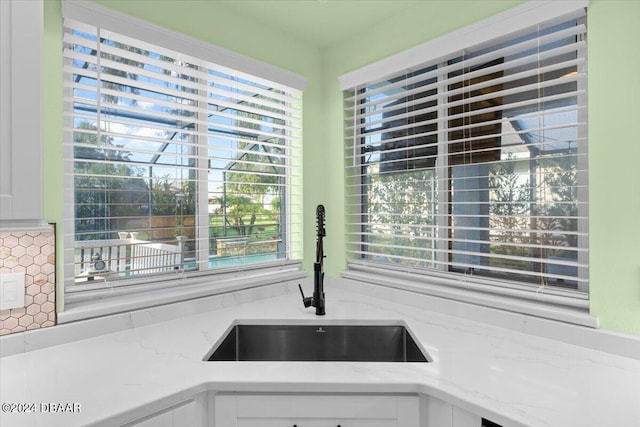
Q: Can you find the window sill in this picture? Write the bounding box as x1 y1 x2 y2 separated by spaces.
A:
60 261 305 323
343 261 597 328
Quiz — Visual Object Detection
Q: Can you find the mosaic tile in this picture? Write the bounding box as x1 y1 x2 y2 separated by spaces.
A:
0 230 56 336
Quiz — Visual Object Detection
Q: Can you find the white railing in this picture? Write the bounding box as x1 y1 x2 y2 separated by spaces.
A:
74 238 183 281
74 239 129 279
130 240 183 275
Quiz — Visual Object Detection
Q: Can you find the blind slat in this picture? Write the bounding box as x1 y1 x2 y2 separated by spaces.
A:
344 24 586 106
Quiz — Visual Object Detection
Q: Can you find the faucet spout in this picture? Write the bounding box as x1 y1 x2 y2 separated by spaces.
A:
312 260 325 316
299 204 326 315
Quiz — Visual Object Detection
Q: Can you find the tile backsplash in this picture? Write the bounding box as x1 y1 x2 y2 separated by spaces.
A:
0 229 56 335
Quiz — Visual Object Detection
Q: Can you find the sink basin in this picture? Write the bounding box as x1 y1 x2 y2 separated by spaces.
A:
205 323 430 362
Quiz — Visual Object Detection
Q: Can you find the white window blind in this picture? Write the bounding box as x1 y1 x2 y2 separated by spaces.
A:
344 9 588 300
63 16 302 290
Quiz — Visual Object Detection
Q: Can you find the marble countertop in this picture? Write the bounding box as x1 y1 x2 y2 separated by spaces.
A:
1 281 639 427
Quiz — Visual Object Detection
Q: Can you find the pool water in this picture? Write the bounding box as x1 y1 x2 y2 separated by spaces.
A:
183 253 279 270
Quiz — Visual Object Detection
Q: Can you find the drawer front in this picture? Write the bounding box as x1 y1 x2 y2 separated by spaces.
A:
215 394 419 427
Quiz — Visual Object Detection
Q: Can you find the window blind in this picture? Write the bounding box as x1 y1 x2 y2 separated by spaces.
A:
63 17 302 289
344 10 588 298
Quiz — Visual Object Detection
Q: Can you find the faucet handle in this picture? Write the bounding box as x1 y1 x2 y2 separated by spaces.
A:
298 284 312 308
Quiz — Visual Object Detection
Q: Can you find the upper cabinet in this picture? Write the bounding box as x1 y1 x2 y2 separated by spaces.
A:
0 0 46 230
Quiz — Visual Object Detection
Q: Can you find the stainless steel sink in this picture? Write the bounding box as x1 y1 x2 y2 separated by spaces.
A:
205 323 430 362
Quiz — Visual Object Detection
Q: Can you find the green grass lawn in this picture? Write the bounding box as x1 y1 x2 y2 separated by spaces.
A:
209 214 279 241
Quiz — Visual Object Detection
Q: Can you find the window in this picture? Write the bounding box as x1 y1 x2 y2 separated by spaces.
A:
343 4 588 306
62 3 303 298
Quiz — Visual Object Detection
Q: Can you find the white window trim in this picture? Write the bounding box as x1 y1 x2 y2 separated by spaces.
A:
62 0 306 91
339 0 589 90
340 0 594 326
61 0 306 319
343 261 597 328
60 262 305 323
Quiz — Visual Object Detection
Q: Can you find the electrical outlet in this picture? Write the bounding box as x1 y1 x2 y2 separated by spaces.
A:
0 272 25 311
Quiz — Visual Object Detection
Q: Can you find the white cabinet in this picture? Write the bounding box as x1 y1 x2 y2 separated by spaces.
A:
0 0 45 229
421 395 482 427
125 398 205 427
453 406 482 427
127 410 173 427
214 394 420 427
106 391 493 427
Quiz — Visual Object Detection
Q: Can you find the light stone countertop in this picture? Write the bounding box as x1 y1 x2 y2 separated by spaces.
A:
1 280 639 427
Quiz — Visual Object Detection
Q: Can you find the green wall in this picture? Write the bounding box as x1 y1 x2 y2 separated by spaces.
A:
43 0 64 313
587 0 640 334
43 1 640 334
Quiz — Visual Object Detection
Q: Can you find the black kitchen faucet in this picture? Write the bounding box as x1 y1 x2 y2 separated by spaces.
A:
298 204 326 315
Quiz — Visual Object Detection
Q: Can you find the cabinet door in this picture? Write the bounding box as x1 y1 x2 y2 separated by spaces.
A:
421 395 482 427
128 411 172 427
0 0 44 225
453 406 481 427
126 398 201 427
215 394 419 427
238 419 394 427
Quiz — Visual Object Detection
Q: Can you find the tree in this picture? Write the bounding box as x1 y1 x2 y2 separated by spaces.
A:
488 158 530 243
74 121 148 240
366 167 437 266
96 39 147 105
487 152 579 283
73 34 153 240
487 157 532 271
218 92 287 239
537 155 578 251
531 154 578 282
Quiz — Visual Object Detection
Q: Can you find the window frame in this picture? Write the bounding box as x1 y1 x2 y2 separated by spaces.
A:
341 0 591 323
60 0 305 317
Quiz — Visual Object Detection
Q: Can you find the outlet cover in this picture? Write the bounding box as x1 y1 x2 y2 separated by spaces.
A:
0 272 25 311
